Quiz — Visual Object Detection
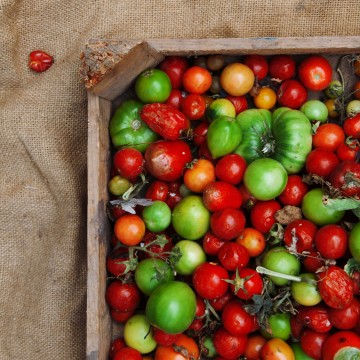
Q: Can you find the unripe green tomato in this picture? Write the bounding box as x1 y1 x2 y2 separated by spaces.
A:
108 175 131 196
123 314 157 354
203 336 217 358
261 246 301 286
346 100 360 117
291 273 322 306
300 99 328 123
349 222 360 262
172 240 207 276
325 80 344 99
142 200 171 232
261 312 292 341
291 342 315 359
206 98 236 122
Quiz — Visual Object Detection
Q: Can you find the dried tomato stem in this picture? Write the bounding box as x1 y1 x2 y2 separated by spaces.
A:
256 266 302 282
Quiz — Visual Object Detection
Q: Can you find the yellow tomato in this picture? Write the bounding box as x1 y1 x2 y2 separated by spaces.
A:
220 62 255 96
254 87 277 110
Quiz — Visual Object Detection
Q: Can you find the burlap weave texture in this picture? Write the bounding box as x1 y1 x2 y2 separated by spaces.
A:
1 1 359 359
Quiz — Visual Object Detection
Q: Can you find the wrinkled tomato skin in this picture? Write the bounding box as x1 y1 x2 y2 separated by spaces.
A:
329 160 360 197
217 242 250 271
213 326 248 359
283 219 317 253
277 79 308 109
328 297 360 330
305 148 340 179
300 329 329 360
296 305 333 333
250 200 282 234
278 174 309 206
210 208 246 241
322 331 360 360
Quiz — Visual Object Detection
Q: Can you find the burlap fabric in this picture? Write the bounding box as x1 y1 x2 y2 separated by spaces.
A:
1 1 359 359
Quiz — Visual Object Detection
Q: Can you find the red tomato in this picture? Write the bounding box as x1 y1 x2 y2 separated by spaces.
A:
283 219 317 253
336 139 360 162
109 338 126 359
314 224 348 260
106 247 132 277
113 148 144 180
215 153 247 185
202 231 226 257
210 208 246 241
209 290 235 312
203 181 243 212
110 308 135 323
230 267 263 300
300 329 329 360
328 297 360 330
277 79 308 109
141 231 173 259
312 123 345 152
217 242 250 271
225 95 248 114
144 139 192 181
250 200 281 234
165 88 184 109
159 56 189 89
353 80 360 100
243 54 269 80
145 180 169 201
296 305 333 334
343 113 360 139
305 148 340 179
113 347 142 360
152 327 181 346
235 227 266 257
181 93 206 120
114 214 145 246
322 331 360 360
328 160 360 197
183 158 216 193
244 334 266 360
29 50 54 72
193 121 209 146
221 300 258 336
182 66 212 94
268 54 296 80
213 326 248 359
302 248 325 273
105 281 141 312
278 174 309 206
192 262 229 300
298 55 332 91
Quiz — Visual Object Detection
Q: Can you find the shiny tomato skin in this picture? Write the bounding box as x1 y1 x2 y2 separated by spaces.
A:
202 231 226 257
305 148 340 179
165 88 184 109
295 304 333 333
114 214 145 246
244 334 266 360
328 160 360 197
312 123 345 152
182 66 212 94
278 174 309 206
314 224 348 260
283 218 317 253
159 56 189 89
183 158 216 193
181 93 206 120
145 180 169 201
221 300 258 336
302 248 325 273
192 262 229 300
106 247 131 277
105 281 141 312
215 153 247 185
298 55 332 91
260 338 295 360
113 148 144 180
213 326 248 359
235 227 266 258
209 290 235 312
220 62 255 96
152 327 181 346
243 54 269 80
218 242 250 272
110 309 135 323
113 347 142 360
250 200 282 234
336 140 360 162
322 330 360 360
328 297 360 330
277 79 308 109
268 54 296 80
300 329 329 360
210 208 246 241
203 181 243 212
230 267 263 300
144 139 192 182
225 95 248 114
193 120 209 146
109 338 126 359
343 113 360 139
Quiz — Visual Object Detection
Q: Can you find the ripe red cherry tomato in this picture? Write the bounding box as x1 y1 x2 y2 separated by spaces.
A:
225 95 248 114
182 66 212 94
312 123 345 152
113 346 142 360
277 79 308 109
113 148 144 180
202 231 226 257
305 148 340 179
336 139 360 162
213 326 248 359
278 174 309 206
243 54 269 80
210 208 246 241
193 121 209 146
298 55 333 91
283 219 317 253
235 227 266 258
145 180 169 201
269 54 296 80
29 50 54 72
328 297 360 330
230 267 263 300
328 160 360 197
302 248 325 273
322 331 360 360
159 56 189 89
181 93 206 120
300 329 329 360
250 200 281 234
343 113 360 138
215 153 247 185
105 281 141 312
165 88 184 109
217 242 250 272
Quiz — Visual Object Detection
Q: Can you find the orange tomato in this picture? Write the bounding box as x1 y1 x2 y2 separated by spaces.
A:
244 334 267 360
260 338 295 360
254 87 277 110
220 62 255 96
114 214 145 246
154 333 200 360
324 98 340 119
183 159 216 193
182 66 212 95
312 123 345 152
236 227 266 257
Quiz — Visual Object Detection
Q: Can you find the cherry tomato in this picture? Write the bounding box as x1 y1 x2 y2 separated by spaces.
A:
328 297 360 330
277 79 308 109
210 208 246 241
152 328 181 346
108 175 131 196
300 99 329 123
260 338 295 360
343 113 360 138
110 309 135 323
220 62 255 96
268 54 296 81
295 304 333 333
109 338 126 359
328 160 360 197
336 138 360 161
114 214 145 246
243 54 269 80
183 158 216 193
113 346 142 360
165 88 184 109
235 227 266 257
230 267 263 300
113 148 144 180
29 50 54 72
278 174 309 206
209 290 235 312
181 93 206 120
145 180 169 201
298 55 333 91
305 148 340 179
253 87 277 110
207 54 226 70
325 98 340 118
106 247 132 277
192 262 229 300
283 218 317 253
193 121 209 146
322 330 360 360
250 200 282 234
202 231 226 257
105 281 141 312
244 334 266 360
291 273 322 306
215 153 247 185
302 248 325 273
225 95 248 114
159 56 189 89
312 123 345 152
182 66 212 94
213 326 248 359
218 242 250 271
300 329 329 360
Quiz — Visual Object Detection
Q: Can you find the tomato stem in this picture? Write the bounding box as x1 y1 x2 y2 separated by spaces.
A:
256 266 302 282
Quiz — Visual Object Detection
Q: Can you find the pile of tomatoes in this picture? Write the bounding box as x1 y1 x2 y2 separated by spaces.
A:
105 52 360 360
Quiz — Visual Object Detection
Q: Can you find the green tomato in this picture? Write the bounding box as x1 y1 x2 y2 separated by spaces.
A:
135 68 172 103
123 314 157 354
347 99 360 117
206 116 243 159
243 158 288 201
171 195 211 240
261 312 292 341
325 80 344 99
235 107 312 174
142 200 171 232
291 342 315 359
135 258 174 296
108 175 131 196
261 246 301 286
302 188 345 226
146 280 196 334
203 336 217 358
172 240 207 276
300 100 329 123
291 273 322 306
206 98 236 122
349 222 360 262
109 99 159 152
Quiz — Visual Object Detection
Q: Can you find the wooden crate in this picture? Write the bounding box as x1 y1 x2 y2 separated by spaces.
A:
85 37 360 360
